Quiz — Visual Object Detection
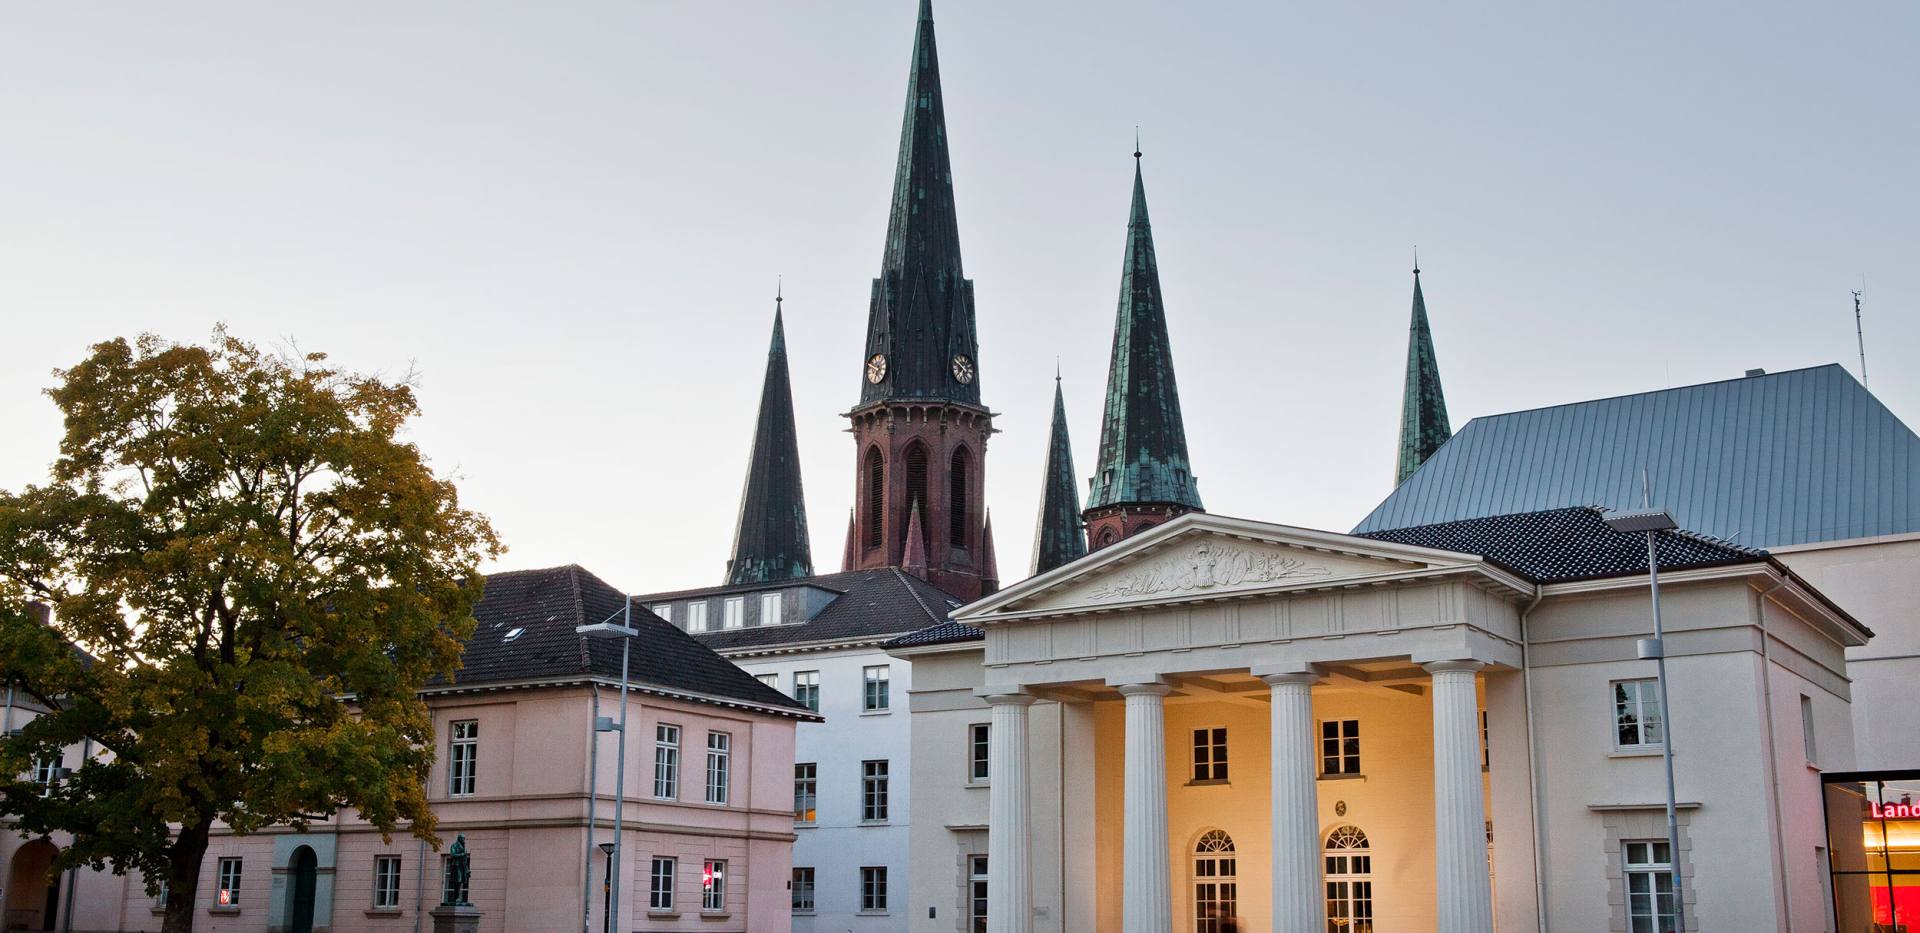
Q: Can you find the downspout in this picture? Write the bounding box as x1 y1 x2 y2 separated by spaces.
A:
414 837 427 933
1058 702 1067 933
585 683 601 933
1755 578 1792 930
1519 586 1550 933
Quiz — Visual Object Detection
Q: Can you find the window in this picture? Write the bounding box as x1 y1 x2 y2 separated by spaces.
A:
373 855 402 909
793 671 820 712
969 856 989 933
705 732 731 805
792 867 815 912
1324 826 1373 933
653 724 680 799
649 857 675 911
448 720 478 796
969 723 990 783
1614 680 1664 749
151 879 168 909
1192 727 1228 782
760 592 783 625
861 866 889 912
31 757 58 797
904 443 929 535
1321 720 1360 775
1481 709 1490 770
862 759 890 822
950 448 971 548
1623 840 1676 933
723 597 744 629
864 447 884 550
649 603 671 621
1800 694 1817 762
701 859 726 912
863 665 891 712
756 672 780 690
1194 830 1237 933
685 601 708 633
794 763 818 822
216 857 242 907
441 854 468 906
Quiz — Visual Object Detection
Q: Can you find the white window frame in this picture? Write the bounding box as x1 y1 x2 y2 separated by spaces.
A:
216 857 243 907
968 856 988 933
685 601 708 633
1323 826 1372 932
793 670 820 711
1194 830 1238 933
151 878 169 909
860 865 889 912
792 866 816 913
649 602 672 621
31 756 59 797
373 855 402 909
448 720 478 796
723 596 744 629
1800 694 1817 763
968 723 990 784
1623 840 1676 933
701 859 727 912
794 762 818 823
1321 719 1361 775
862 759 890 822
1192 726 1228 782
704 732 731 805
863 665 891 712
1613 679 1664 750
759 592 782 625
653 724 680 800
755 672 779 690
649 857 676 911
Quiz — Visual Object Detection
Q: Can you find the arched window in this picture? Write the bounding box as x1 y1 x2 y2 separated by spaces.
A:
904 443 930 543
1324 826 1373 933
1098 527 1118 549
949 447 971 549
864 447 884 550
1193 830 1237 933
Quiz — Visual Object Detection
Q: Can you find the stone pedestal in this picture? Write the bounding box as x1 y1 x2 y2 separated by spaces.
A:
429 905 481 933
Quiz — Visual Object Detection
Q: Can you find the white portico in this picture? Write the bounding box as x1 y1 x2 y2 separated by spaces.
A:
895 509 1867 933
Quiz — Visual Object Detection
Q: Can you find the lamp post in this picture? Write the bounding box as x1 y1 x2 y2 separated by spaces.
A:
577 601 639 933
1603 506 1685 933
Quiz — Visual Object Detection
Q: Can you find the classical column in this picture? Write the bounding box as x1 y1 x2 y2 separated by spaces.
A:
1261 667 1326 933
1116 681 1174 933
983 691 1036 933
1426 659 1494 933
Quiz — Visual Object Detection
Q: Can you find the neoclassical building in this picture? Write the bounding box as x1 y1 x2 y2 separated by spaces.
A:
891 508 1867 933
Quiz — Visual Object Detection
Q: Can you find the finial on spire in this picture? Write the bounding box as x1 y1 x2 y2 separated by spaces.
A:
1134 126 1142 160
1413 246 1420 276
776 275 783 305
1055 355 1061 381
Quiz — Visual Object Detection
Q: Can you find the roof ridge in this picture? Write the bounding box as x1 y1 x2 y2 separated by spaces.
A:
1463 363 1845 426
890 567 944 626
564 564 593 675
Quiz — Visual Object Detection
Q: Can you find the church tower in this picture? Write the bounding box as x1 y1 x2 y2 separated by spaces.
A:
1083 151 1203 551
844 0 996 599
1395 260 1452 485
727 291 812 585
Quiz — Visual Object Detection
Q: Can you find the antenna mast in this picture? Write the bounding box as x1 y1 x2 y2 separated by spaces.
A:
1853 287 1868 387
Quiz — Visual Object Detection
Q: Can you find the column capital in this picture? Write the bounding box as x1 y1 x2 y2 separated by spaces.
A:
1420 658 1488 675
1110 679 1173 698
976 686 1038 706
1254 661 1324 687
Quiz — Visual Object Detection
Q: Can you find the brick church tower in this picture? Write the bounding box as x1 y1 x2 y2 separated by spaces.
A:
841 0 997 599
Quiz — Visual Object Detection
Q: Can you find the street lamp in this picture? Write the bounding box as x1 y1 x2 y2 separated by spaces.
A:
578 601 639 933
1602 506 1685 933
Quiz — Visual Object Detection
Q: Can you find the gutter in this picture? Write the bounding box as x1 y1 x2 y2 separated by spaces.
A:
1754 579 1793 931
1519 585 1551 933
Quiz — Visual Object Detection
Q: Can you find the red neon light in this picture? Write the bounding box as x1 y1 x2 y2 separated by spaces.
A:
703 864 713 890
1872 801 1920 819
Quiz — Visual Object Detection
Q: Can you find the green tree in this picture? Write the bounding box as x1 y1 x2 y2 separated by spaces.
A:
0 330 499 933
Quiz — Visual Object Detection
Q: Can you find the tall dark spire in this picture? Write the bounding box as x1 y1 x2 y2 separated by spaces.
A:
1395 260 1452 485
727 296 813 585
1084 152 1202 546
1032 376 1087 574
857 0 980 407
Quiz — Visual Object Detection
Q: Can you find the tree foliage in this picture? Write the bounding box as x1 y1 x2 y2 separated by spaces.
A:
0 330 499 932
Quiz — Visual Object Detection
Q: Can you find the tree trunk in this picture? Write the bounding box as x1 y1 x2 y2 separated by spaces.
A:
162 818 213 933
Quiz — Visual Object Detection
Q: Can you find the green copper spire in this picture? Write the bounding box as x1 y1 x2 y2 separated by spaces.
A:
1086 153 1202 512
857 0 981 407
728 293 813 585
1032 376 1087 574
1395 261 1453 485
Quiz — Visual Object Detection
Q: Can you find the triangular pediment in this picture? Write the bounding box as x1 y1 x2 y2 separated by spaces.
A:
962 513 1491 620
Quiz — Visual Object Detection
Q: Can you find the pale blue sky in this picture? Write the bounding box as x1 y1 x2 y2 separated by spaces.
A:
3 2 1915 594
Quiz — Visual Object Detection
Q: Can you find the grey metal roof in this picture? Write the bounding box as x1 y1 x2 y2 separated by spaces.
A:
1354 364 1920 548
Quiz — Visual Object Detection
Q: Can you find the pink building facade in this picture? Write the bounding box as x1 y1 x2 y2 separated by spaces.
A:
1 565 816 933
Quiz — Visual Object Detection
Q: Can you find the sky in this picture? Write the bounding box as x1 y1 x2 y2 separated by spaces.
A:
3 1 1916 596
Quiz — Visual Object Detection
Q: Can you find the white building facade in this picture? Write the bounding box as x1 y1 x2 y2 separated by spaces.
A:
894 511 1869 933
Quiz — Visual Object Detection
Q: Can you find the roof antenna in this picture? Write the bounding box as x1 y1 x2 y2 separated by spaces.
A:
1853 282 1868 388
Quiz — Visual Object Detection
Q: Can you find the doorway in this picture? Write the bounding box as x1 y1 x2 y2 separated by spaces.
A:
1193 829 1238 933
286 846 317 933
5 839 60 932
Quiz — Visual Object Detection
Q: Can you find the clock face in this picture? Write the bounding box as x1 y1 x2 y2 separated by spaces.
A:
951 354 975 385
866 353 888 384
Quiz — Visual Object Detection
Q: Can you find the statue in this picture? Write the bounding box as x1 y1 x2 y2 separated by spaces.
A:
442 833 472 906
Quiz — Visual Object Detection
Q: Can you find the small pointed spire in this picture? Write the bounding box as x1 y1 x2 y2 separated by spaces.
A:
1395 261 1453 485
979 508 1000 595
901 502 929 578
841 508 858 572
727 299 813 584
1033 378 1088 575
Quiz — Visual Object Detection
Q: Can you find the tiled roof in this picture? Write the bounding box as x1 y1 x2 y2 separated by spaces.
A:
883 619 984 650
637 568 963 653
1356 364 1920 547
1358 506 1768 584
439 565 814 717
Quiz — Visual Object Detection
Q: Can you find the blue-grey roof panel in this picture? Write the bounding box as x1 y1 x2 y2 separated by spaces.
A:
1353 365 1920 548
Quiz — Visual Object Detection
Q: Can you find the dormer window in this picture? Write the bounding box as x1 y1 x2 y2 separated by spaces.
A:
760 592 784 625
502 627 525 643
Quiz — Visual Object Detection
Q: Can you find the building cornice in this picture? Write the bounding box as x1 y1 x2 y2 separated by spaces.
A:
419 674 823 723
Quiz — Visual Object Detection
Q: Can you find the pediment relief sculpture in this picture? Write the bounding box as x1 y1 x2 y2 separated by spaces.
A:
1086 540 1338 601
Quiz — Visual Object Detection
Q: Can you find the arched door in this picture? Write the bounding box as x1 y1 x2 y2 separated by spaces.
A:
5 839 61 931
1324 825 1373 933
1193 829 1238 933
287 846 317 933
